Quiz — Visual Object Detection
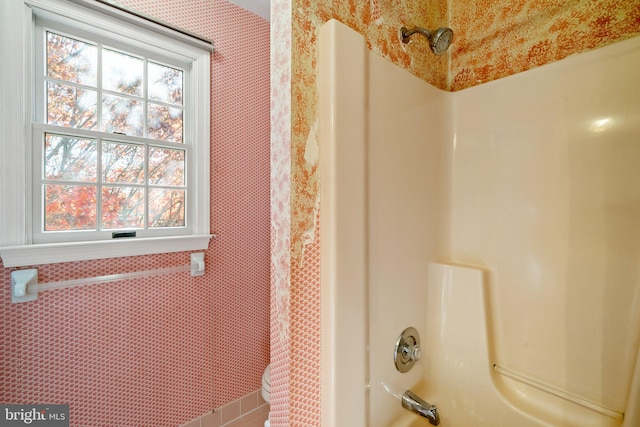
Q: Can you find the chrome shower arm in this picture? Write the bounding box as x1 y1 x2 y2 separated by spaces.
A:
401 26 431 44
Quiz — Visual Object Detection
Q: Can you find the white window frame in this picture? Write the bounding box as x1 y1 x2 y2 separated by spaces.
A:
0 0 212 267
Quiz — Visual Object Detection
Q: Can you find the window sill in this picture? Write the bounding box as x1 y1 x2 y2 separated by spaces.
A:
0 234 213 267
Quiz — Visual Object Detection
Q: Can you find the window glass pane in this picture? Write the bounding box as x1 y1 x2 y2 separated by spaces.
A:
47 32 97 87
149 189 185 228
148 103 183 142
148 62 183 105
44 184 97 230
101 94 143 136
32 16 205 242
102 49 143 96
148 147 185 186
103 142 145 184
101 186 144 229
47 82 97 129
45 134 97 181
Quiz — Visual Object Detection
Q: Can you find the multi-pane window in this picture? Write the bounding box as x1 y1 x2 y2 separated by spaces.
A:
34 24 192 243
0 0 211 266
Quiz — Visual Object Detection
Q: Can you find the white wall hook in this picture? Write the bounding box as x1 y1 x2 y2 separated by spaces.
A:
11 268 38 303
190 253 205 276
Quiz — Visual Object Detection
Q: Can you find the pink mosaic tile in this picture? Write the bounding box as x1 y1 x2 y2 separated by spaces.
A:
289 212 321 426
0 1 270 426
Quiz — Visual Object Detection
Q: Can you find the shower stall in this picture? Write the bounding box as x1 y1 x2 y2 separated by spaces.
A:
319 19 640 427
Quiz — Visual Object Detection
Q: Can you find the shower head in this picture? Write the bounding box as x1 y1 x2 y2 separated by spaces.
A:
401 26 454 55
429 27 454 55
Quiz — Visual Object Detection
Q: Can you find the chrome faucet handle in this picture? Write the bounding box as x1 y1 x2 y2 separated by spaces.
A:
401 343 421 360
412 344 422 361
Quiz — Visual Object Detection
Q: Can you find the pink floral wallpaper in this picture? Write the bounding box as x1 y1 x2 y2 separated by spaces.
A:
269 0 292 423
450 0 640 90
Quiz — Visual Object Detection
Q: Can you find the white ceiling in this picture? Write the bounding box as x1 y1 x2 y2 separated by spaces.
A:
228 0 270 21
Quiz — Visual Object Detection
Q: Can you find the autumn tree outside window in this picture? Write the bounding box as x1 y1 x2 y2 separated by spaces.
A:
0 0 212 267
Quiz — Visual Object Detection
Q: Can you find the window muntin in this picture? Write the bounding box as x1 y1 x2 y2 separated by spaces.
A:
35 23 190 242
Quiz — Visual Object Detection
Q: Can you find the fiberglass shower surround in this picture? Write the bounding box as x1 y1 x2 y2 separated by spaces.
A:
320 19 640 427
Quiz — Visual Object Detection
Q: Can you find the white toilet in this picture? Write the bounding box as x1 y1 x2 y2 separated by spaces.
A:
261 364 271 427
261 364 271 404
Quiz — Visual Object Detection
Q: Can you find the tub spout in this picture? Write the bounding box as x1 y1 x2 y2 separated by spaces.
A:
401 390 440 426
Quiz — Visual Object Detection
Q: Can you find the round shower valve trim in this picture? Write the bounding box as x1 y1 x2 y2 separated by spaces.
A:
394 326 422 373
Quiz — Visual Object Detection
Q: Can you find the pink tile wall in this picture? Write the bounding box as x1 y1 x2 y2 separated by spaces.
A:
288 213 321 426
0 1 270 426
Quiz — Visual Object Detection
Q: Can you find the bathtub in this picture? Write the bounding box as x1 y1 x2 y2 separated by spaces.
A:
319 19 640 427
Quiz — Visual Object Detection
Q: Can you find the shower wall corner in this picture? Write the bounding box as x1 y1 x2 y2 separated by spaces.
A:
319 18 454 427
319 19 369 427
